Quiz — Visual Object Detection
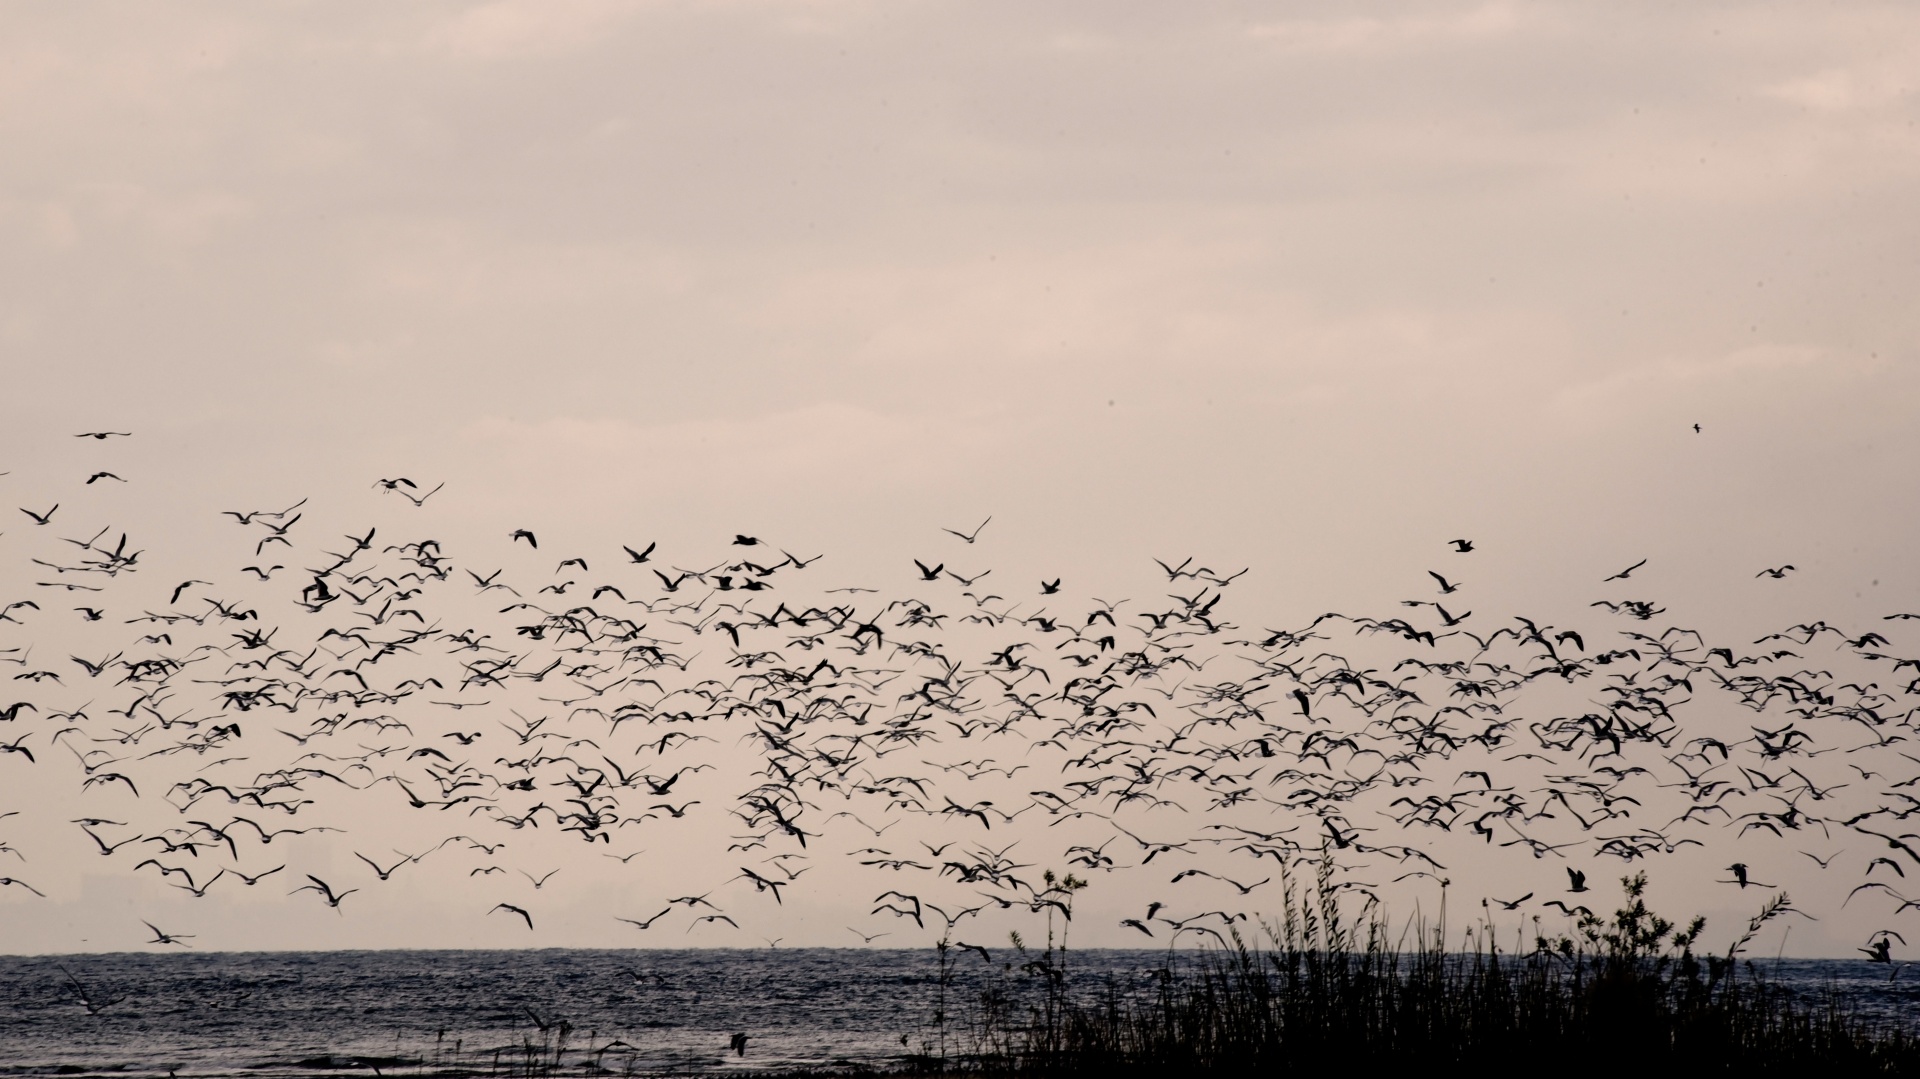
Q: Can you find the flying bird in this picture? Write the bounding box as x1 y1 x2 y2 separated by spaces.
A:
0 877 46 897
1604 559 1648 581
142 921 193 947
942 517 991 543
490 903 534 930
290 875 357 911
617 908 673 930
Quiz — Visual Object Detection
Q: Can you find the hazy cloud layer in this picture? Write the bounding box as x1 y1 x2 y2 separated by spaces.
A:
0 1 1916 953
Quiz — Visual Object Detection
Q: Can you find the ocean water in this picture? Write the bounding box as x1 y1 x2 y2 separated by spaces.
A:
0 950 1912 1076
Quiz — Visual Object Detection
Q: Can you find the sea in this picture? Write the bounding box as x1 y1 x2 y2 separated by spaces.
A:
0 950 1913 1076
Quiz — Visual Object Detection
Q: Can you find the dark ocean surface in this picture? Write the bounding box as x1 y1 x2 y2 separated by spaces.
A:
0 950 1914 1076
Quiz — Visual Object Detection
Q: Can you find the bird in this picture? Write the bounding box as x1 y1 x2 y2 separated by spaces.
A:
1603 559 1648 581
942 517 991 543
1566 868 1588 893
735 866 786 903
230 866 286 886
729 1033 750 1057
142 921 193 947
1756 566 1795 579
617 908 673 930
19 505 57 526
1449 539 1475 553
0 877 46 897
1427 571 1461 594
170 580 210 604
355 852 410 881
1861 932 1903 964
75 431 131 439
395 482 443 506
290 875 357 911
490 903 534 930
623 542 656 563
85 472 124 484
510 529 538 548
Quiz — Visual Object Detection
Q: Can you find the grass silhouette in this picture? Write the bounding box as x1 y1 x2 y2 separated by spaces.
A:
912 866 1920 1077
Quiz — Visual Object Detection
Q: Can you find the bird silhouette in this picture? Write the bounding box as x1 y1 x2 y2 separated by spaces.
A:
617 908 673 930
1604 558 1648 581
942 517 990 544
290 875 357 911
490 903 534 930
142 920 193 947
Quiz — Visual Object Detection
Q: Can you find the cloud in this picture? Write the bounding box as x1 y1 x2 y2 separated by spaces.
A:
1246 4 1523 56
461 402 997 493
425 0 651 60
1547 341 1866 428
1765 65 1912 113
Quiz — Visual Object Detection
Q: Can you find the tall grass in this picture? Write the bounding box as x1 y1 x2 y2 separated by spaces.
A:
931 865 1920 1077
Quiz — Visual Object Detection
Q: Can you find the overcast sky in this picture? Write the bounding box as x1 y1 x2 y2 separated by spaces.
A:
1 2 1917 954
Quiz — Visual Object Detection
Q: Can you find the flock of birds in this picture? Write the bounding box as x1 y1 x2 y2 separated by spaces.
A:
0 431 1913 970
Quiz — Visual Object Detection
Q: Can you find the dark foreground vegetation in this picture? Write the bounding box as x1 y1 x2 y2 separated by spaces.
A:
903 869 1920 1078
